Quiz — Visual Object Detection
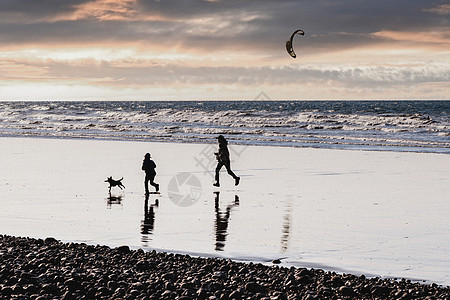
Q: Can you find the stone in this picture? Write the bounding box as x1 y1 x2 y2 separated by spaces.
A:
44 237 58 245
213 271 227 280
245 281 266 293
116 245 130 254
0 235 449 300
339 285 355 296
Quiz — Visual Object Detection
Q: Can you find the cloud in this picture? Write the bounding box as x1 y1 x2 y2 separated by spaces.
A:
0 0 85 23
3 59 448 100
0 0 447 60
62 0 139 21
424 4 450 15
3 55 448 89
0 0 449 100
372 29 450 50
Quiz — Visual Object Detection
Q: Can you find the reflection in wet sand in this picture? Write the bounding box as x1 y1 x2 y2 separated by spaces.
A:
214 192 239 251
106 193 123 208
281 197 293 252
141 193 159 246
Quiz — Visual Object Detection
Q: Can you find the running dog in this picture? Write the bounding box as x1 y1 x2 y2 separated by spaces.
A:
105 177 125 192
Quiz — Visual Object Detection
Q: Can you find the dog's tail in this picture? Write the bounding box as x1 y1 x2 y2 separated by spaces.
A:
119 177 123 181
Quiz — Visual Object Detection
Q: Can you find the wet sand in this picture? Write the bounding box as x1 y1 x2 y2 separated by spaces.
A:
0 137 449 286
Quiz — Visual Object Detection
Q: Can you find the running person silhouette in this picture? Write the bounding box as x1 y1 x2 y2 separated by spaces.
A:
213 135 240 187
142 153 159 194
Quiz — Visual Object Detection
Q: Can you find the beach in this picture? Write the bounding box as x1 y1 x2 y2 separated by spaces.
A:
1 136 449 290
2 235 449 299
1 0 449 294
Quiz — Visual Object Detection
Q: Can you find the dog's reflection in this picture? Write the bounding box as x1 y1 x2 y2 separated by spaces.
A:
106 192 123 208
141 193 159 245
214 192 239 251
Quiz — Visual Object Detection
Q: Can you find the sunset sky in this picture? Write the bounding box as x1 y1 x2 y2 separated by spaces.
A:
0 0 449 101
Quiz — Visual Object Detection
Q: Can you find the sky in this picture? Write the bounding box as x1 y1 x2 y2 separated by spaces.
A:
0 0 449 101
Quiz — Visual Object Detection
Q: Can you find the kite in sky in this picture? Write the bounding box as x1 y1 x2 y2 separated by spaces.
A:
286 29 305 58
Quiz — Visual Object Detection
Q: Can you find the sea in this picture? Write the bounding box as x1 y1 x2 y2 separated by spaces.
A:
0 100 449 153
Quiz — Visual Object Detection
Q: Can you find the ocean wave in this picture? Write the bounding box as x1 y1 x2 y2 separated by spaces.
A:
0 101 448 154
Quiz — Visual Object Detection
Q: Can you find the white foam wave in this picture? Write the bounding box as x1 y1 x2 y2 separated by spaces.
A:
0 101 448 153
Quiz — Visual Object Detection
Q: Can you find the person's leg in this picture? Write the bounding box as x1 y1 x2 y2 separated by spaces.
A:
214 162 224 186
144 173 150 194
224 161 240 185
224 161 238 179
149 174 159 191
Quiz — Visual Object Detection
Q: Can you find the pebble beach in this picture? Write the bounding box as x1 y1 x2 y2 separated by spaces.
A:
1 235 449 299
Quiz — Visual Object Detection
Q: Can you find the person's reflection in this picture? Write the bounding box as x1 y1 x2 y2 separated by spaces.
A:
141 193 159 246
214 192 239 251
281 197 293 252
281 207 291 252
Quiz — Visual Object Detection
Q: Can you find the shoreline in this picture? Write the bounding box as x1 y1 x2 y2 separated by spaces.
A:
1 235 449 299
1 134 449 155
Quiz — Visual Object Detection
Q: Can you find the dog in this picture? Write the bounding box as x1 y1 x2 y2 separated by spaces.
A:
105 177 125 192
